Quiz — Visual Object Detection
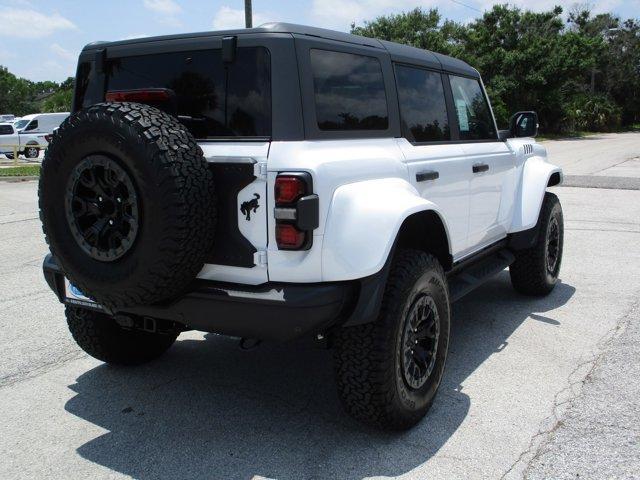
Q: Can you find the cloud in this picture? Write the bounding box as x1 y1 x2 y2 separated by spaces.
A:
120 33 152 40
212 5 272 30
143 0 183 27
50 43 76 62
0 7 77 38
142 0 181 15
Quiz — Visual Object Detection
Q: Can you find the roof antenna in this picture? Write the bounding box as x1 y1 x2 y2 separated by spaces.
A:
244 0 252 28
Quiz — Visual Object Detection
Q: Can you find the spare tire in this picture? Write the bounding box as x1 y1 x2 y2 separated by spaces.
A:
39 102 216 310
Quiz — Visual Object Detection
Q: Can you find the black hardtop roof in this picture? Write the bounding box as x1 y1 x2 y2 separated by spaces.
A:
83 22 479 78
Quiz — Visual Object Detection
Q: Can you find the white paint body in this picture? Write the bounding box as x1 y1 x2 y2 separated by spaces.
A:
196 136 561 285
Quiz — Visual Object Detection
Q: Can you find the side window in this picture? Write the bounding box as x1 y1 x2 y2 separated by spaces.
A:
395 65 450 142
310 49 388 131
449 76 496 140
25 120 38 131
0 125 14 135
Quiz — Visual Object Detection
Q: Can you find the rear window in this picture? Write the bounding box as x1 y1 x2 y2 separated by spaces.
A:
395 65 450 142
105 47 271 139
310 49 388 131
0 125 14 135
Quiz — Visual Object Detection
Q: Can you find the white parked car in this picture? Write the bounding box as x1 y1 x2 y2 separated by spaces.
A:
40 23 563 430
8 112 70 159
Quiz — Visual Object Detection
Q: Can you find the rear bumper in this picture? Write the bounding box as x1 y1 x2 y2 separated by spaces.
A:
43 254 358 341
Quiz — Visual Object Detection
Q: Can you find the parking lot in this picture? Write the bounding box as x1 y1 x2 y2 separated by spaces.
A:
0 133 639 479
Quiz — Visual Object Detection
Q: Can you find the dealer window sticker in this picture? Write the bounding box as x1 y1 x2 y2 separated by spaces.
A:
455 99 470 132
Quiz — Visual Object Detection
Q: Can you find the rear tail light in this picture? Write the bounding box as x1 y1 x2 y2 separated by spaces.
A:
274 173 318 251
276 224 306 250
275 176 306 204
106 88 173 103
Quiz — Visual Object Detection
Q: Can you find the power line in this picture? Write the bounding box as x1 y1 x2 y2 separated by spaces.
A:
448 0 483 13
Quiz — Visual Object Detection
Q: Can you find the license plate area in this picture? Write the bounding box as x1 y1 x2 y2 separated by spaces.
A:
64 279 103 311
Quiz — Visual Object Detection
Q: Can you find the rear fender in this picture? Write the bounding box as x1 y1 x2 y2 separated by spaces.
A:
322 178 449 281
510 156 563 233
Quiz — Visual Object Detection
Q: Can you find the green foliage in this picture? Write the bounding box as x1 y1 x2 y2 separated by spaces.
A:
0 165 40 177
0 67 73 116
566 94 621 131
42 89 73 113
352 4 640 133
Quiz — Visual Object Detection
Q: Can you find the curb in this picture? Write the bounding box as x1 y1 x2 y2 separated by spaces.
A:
0 176 39 182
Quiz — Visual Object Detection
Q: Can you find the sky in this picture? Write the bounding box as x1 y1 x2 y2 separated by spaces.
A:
1 0 638 83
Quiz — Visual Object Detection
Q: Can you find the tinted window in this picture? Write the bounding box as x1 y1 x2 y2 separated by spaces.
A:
25 120 38 131
449 76 496 140
106 47 271 139
0 125 14 135
395 65 450 142
310 49 388 131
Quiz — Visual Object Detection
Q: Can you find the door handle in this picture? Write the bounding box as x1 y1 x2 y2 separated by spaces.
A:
472 163 489 173
416 170 439 182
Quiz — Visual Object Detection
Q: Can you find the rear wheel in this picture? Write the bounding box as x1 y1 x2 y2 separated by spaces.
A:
25 146 39 159
510 192 564 295
5 153 14 160
66 306 178 365
333 250 450 430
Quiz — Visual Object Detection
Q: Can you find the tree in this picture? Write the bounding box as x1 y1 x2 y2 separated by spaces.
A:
0 67 74 115
42 89 73 113
352 4 638 132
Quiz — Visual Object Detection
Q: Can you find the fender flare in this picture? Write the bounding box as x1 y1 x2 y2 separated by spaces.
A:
321 177 450 281
510 156 563 233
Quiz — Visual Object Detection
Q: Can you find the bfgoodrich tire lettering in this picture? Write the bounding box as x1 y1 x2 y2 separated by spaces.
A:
39 102 216 310
333 250 450 430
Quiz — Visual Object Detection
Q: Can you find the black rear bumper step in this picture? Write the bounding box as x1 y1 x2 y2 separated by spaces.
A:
43 254 357 341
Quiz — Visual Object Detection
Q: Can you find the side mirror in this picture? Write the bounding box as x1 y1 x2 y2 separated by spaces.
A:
509 111 538 138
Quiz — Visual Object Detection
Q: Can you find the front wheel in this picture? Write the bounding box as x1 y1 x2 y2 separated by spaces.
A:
333 250 450 430
66 306 178 365
510 192 564 296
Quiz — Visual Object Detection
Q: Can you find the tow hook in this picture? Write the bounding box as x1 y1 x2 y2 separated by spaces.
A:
239 338 261 350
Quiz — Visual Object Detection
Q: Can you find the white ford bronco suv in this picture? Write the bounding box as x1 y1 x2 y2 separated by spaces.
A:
40 23 564 430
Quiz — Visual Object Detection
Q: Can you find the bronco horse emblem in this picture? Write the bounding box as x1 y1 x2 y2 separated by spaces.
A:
240 193 260 221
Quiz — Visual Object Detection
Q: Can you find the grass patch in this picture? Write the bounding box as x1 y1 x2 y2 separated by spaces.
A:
0 165 40 177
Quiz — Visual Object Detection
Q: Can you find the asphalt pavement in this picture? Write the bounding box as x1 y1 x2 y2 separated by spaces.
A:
0 133 639 479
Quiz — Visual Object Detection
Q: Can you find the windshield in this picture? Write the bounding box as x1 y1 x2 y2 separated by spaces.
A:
14 119 29 130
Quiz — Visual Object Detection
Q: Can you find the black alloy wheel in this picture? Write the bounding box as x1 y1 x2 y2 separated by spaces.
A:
65 155 139 262
545 216 560 275
401 294 440 390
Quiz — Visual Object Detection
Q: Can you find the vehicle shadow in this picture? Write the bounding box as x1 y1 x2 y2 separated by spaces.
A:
65 272 575 480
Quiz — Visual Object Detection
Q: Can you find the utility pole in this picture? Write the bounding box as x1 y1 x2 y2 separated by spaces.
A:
245 0 252 28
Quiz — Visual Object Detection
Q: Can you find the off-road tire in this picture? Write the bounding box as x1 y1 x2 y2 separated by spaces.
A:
510 192 564 296
39 102 216 310
333 250 450 430
66 306 177 365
